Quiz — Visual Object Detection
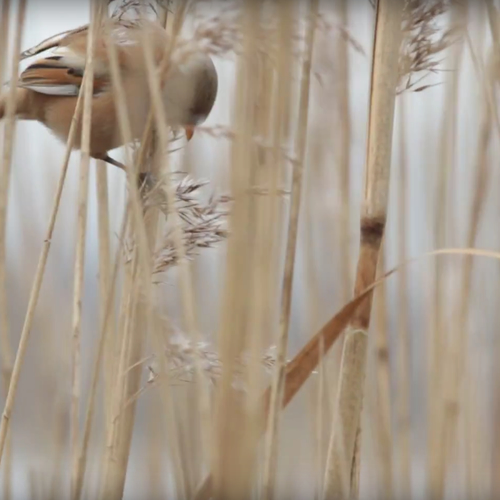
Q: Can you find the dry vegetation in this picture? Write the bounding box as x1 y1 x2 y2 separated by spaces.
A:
0 0 500 498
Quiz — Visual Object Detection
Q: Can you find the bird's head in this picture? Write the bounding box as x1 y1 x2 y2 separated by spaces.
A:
163 50 218 143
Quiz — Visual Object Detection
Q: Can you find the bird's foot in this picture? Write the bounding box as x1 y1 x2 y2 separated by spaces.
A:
99 154 154 191
98 154 168 214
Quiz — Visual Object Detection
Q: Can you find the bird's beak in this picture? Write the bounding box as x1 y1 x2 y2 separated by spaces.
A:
185 125 195 141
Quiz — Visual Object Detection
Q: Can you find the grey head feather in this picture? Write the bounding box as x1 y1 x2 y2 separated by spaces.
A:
188 55 218 125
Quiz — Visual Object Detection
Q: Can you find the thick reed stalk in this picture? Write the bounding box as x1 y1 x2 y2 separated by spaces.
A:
323 1 403 498
0 0 22 369
98 27 152 500
372 244 393 499
261 1 318 498
47 390 69 500
489 4 500 493
258 2 296 497
395 95 410 499
96 162 114 422
0 74 88 464
99 247 139 500
427 4 466 497
0 1 13 497
430 28 494 499
237 6 288 500
210 2 264 497
305 126 330 500
0 0 24 379
325 5 355 443
324 328 368 499
74 207 129 500
147 395 165 498
0 0 11 392
70 2 103 498
335 0 353 299
95 8 114 430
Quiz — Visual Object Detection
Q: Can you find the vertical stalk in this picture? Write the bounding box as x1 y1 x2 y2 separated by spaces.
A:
73 211 129 500
0 1 13 496
427 4 466 498
335 0 353 299
211 1 262 497
323 0 403 497
70 2 103 498
431 26 493 499
0 71 88 469
372 244 393 499
99 4 190 498
96 163 115 421
395 94 410 499
261 1 318 498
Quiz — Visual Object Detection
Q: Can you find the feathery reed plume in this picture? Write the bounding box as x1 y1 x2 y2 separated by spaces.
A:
143 327 277 387
152 175 229 273
399 0 460 93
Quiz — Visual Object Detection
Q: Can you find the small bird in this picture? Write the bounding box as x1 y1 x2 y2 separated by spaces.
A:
0 19 218 175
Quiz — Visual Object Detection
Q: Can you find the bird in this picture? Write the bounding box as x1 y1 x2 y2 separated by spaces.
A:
0 18 218 178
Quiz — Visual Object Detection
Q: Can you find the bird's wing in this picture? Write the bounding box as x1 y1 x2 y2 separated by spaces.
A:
20 24 89 60
20 19 141 61
18 56 108 96
18 25 110 96
17 19 157 97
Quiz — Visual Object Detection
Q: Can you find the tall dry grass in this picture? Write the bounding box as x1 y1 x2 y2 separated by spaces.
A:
0 0 499 498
